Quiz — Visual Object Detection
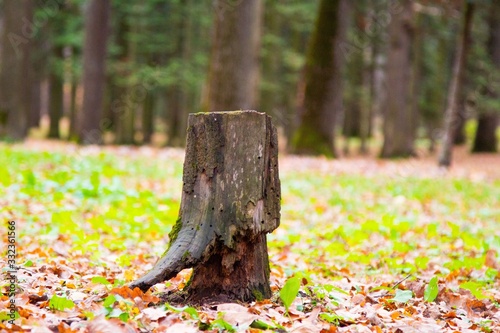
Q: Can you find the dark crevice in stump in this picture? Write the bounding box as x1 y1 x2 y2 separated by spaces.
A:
130 110 280 303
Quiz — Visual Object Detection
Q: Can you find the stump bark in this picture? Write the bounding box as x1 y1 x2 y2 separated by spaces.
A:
130 110 280 302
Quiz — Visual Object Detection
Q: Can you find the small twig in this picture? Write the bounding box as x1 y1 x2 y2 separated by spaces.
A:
369 274 413 300
390 273 413 291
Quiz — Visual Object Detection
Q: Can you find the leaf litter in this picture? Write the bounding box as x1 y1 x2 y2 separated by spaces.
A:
0 141 499 332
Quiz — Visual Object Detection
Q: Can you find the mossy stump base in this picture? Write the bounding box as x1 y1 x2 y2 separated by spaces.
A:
130 110 281 303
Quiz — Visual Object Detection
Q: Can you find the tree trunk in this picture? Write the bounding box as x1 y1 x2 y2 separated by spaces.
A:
48 45 64 139
292 0 349 157
380 0 415 158
410 9 422 152
343 3 364 155
78 0 111 144
360 32 375 156
203 0 262 112
472 0 499 153
68 70 78 140
142 92 154 144
114 3 137 145
438 2 474 167
452 92 467 145
164 0 191 147
115 86 135 145
130 111 280 303
0 0 33 140
29 78 42 129
29 20 45 130
166 87 187 147
472 113 498 152
260 0 281 130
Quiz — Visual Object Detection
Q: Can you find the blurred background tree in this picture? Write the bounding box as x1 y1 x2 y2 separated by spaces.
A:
0 0 497 164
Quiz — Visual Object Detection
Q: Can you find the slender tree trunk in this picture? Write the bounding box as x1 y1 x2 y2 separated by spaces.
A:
167 0 192 147
113 6 134 145
115 86 135 145
131 111 280 303
203 0 262 111
472 0 499 153
472 113 498 152
29 78 42 129
360 35 375 156
410 10 423 152
48 45 64 139
0 0 33 140
29 20 44 130
167 87 187 147
260 0 281 127
380 0 415 158
438 2 474 166
343 3 364 155
142 92 154 144
452 92 467 145
66 0 80 140
78 0 111 144
292 0 349 156
68 68 78 140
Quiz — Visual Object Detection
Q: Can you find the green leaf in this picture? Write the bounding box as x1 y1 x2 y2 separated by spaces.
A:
390 289 413 303
323 284 349 295
107 308 129 322
23 260 34 267
460 281 488 300
280 276 301 312
90 171 100 190
0 311 10 321
424 276 439 302
24 170 36 187
0 310 19 322
211 318 236 333
250 319 277 330
119 312 130 322
103 295 117 307
165 304 199 320
49 295 75 311
320 312 345 325
91 276 111 285
82 311 95 320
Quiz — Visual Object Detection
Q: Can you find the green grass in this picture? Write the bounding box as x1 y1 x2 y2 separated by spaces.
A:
1 143 499 299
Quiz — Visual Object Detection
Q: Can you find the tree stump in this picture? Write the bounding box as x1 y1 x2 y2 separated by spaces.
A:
130 110 280 302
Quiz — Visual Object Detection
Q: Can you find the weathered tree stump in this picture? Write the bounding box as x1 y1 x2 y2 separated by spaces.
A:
130 110 280 302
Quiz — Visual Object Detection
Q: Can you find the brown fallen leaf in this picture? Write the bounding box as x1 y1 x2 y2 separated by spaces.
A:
87 316 136 333
442 310 457 319
320 325 337 333
28 294 48 304
57 322 79 333
465 298 486 317
290 323 321 333
351 293 366 306
164 322 199 333
110 286 159 304
485 249 499 269
142 307 168 321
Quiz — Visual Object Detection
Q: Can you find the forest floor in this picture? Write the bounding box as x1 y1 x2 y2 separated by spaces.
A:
1 140 499 333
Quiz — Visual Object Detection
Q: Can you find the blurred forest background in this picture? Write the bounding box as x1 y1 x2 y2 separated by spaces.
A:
0 0 498 164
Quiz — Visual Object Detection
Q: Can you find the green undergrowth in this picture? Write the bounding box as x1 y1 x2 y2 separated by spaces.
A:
1 144 499 301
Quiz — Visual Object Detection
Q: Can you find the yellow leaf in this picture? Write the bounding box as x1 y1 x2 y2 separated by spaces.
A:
124 269 135 281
